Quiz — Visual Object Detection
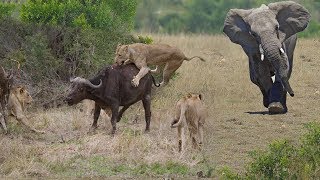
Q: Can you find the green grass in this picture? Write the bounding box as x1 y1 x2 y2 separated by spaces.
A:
48 155 189 177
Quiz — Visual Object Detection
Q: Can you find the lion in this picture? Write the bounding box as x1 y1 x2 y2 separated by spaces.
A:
8 86 44 134
171 93 207 152
114 43 205 87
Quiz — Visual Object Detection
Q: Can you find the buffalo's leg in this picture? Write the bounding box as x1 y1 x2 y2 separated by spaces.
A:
91 103 101 130
110 104 119 135
142 94 151 132
161 61 183 86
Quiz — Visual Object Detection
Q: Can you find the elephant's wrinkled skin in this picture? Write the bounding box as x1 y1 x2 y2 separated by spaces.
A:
223 1 310 114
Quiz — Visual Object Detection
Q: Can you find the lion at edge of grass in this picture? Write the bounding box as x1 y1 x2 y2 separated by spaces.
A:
8 86 45 134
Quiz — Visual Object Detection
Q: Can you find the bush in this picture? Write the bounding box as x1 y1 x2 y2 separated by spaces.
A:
0 1 138 107
20 0 137 31
220 122 320 179
0 3 16 19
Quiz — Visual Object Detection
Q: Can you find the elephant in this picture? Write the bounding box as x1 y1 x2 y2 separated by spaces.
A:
223 1 310 114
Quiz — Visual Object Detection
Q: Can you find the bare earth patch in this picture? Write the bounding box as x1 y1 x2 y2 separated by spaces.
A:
0 35 319 178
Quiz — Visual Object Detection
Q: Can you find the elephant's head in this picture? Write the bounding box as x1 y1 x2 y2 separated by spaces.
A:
223 1 310 97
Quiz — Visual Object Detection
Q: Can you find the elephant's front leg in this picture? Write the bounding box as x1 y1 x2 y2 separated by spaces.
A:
248 55 273 108
268 75 287 114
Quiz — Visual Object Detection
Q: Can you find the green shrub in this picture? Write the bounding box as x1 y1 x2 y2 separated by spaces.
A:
219 122 320 179
0 1 138 106
246 140 295 179
0 3 16 19
20 0 137 31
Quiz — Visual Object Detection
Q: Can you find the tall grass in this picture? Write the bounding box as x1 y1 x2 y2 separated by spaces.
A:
1 34 319 178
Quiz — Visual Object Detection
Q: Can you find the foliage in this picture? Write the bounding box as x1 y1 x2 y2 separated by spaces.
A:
20 0 137 31
135 0 320 37
0 0 138 106
0 3 16 19
219 122 320 179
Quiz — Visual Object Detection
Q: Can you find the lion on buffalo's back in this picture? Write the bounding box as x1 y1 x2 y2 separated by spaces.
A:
114 43 205 87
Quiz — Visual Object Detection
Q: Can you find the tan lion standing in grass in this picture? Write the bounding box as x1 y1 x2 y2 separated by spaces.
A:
114 43 205 87
171 93 207 152
8 86 44 134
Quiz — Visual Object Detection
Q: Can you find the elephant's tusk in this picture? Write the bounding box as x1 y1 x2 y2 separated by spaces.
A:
280 48 285 54
271 75 275 83
259 44 264 61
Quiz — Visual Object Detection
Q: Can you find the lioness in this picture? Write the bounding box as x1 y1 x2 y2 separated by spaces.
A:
171 93 207 152
8 86 44 133
114 43 205 87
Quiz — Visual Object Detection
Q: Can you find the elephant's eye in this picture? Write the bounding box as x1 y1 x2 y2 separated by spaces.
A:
275 25 279 31
249 31 256 37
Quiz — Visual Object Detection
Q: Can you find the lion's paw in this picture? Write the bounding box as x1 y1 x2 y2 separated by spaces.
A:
131 77 140 87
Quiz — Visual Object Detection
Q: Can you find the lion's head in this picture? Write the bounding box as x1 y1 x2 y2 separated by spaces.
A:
12 86 33 105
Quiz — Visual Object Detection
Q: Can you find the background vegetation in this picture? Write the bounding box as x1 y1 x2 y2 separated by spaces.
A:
0 0 138 107
135 0 320 37
0 0 319 179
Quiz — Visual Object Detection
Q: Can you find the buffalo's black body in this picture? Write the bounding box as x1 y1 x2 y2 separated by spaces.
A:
66 64 156 134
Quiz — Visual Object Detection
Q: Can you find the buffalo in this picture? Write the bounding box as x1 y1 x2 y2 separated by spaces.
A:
65 64 159 134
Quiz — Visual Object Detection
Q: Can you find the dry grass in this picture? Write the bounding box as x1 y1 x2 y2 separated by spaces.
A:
0 34 319 178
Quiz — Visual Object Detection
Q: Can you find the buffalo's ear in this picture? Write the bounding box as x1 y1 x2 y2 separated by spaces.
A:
268 1 310 42
223 9 258 53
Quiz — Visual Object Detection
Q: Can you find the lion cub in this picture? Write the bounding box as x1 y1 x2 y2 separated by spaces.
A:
171 93 207 152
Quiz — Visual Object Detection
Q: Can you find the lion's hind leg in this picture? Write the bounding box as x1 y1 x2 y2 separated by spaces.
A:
198 124 204 150
161 61 183 86
16 114 45 134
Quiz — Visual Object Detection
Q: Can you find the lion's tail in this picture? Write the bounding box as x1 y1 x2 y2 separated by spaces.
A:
171 117 183 128
184 56 206 62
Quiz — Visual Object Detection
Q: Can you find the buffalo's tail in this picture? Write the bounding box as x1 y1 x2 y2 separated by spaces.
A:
151 75 160 87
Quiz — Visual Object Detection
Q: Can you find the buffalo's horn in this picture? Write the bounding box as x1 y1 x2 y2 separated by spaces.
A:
70 76 80 83
84 79 102 88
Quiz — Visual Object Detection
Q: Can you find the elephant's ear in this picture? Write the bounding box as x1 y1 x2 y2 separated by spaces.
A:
223 9 258 52
268 1 311 41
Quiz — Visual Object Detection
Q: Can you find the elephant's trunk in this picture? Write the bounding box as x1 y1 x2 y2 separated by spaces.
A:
261 38 295 97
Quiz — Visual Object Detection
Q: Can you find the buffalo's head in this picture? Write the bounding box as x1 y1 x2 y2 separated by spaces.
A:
65 77 102 105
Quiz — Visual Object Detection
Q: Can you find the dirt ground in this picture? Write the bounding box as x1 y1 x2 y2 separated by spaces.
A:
0 35 319 178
